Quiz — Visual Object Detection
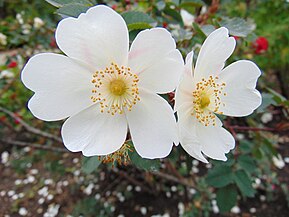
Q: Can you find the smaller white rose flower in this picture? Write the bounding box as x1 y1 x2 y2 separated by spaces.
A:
175 27 262 163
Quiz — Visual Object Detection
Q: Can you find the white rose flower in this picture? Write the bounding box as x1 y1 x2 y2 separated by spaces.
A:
21 5 184 159
175 27 262 163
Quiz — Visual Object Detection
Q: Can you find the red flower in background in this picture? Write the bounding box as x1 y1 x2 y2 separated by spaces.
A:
253 36 269 54
50 37 57 48
7 61 17 68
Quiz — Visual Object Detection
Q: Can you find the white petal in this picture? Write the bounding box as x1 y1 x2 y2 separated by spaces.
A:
185 50 194 76
56 5 129 69
128 28 183 93
61 104 127 156
218 60 262 116
197 124 235 161
194 27 236 81
126 89 177 159
178 112 208 163
21 53 94 121
174 71 194 112
178 107 224 163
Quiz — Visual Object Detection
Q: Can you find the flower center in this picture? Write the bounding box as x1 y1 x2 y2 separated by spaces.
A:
90 62 140 115
109 79 126 96
200 93 210 109
192 76 226 126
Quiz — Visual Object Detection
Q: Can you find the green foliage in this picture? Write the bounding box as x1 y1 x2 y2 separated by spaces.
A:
81 156 101 174
233 170 256 198
218 17 255 37
128 148 161 171
122 11 157 31
216 185 238 212
206 165 234 188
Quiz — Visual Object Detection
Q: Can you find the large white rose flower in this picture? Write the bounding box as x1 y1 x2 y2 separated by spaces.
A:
175 27 262 163
21 5 184 159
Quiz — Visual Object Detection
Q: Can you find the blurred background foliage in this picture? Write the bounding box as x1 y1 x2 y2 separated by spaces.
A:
0 0 288 216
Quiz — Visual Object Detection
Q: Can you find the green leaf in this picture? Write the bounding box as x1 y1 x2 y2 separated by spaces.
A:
163 7 183 25
206 165 234 188
128 145 160 171
122 11 157 31
266 87 289 105
219 17 255 37
233 170 256 197
46 0 92 8
56 3 90 17
237 155 256 173
216 185 238 213
81 156 101 174
201 25 216 36
256 93 276 113
239 140 253 154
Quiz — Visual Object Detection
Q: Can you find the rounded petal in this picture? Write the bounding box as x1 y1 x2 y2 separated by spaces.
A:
126 89 177 159
61 104 128 156
218 60 262 116
56 5 129 69
194 27 236 81
21 53 94 121
178 113 208 163
128 28 183 93
177 107 225 162
197 124 235 161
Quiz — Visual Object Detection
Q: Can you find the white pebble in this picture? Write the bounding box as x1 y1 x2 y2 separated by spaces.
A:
95 193 101 200
126 185 133 191
19 207 28 216
15 179 22 185
166 191 171 198
189 188 196 195
140 207 147 215
18 193 24 198
27 175 35 183
231 206 240 214
260 195 266 201
23 147 31 152
62 180 69 186
72 158 79 164
171 186 177 192
1 151 9 164
30 169 38 175
178 202 185 216
12 194 19 200
212 204 219 214
250 207 256 213
47 194 54 200
284 157 289 164
135 186 141 192
0 191 6 196
8 190 15 197
44 179 53 185
38 198 45 204
261 112 273 123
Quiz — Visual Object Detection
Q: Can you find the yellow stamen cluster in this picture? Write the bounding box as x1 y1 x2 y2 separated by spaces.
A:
192 75 226 126
91 62 140 115
98 143 133 167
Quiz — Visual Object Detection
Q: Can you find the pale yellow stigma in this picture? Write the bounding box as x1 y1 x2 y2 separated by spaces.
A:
192 76 226 126
109 79 126 96
199 93 210 109
90 62 140 115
